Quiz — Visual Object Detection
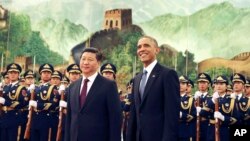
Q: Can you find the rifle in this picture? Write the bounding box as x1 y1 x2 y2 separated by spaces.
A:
24 89 35 139
215 98 220 141
196 97 200 141
56 90 65 141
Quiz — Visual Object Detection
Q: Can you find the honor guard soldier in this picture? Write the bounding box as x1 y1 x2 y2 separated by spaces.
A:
244 79 250 125
29 63 60 141
50 70 62 141
1 71 10 85
226 84 233 95
61 76 70 87
194 72 212 141
100 63 123 99
187 79 194 96
212 78 218 93
66 64 81 83
20 70 36 141
178 75 196 141
230 73 247 125
51 70 63 88
187 78 196 139
19 75 25 86
58 79 68 141
100 63 117 81
198 75 238 141
121 79 134 141
23 70 36 88
0 63 29 141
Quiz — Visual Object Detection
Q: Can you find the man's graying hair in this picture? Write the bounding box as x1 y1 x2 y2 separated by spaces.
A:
139 35 159 47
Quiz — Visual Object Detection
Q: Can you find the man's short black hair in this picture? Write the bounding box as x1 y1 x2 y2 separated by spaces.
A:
80 47 103 61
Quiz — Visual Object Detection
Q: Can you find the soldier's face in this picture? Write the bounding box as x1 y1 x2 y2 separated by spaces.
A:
69 72 81 82
180 82 187 94
187 85 192 94
216 82 227 94
41 71 51 82
80 52 100 77
4 77 10 84
102 71 115 80
245 86 250 95
137 37 159 67
25 77 34 86
233 81 244 93
61 82 68 87
198 81 209 92
50 77 61 86
8 71 19 82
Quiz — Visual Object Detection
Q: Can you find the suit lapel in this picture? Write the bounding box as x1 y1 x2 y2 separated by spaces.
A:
75 78 82 111
134 73 142 105
141 63 161 105
80 74 102 111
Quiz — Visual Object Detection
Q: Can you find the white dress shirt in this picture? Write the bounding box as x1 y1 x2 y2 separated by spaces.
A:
79 72 98 96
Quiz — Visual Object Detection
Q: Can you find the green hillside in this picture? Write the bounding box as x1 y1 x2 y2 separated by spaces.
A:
0 12 65 66
139 2 250 62
34 18 89 58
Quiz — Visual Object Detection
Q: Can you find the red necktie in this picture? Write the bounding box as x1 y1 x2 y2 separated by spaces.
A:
80 78 89 108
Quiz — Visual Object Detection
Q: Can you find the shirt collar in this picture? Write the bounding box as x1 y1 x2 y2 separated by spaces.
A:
181 93 186 97
237 93 242 99
42 82 49 86
201 91 208 96
82 72 98 83
10 81 19 86
220 94 226 98
144 60 157 75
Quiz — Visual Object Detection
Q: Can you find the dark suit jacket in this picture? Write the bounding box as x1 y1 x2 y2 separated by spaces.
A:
65 74 122 141
126 63 180 141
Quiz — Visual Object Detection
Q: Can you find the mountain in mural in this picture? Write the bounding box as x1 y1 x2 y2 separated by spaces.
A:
139 2 250 62
33 18 89 59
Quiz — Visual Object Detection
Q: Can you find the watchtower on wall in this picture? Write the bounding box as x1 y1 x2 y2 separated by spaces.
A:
0 5 8 29
103 9 132 30
15 56 32 72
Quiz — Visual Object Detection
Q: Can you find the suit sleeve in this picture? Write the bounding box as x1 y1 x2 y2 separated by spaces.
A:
65 84 72 141
163 69 180 141
107 81 122 141
126 91 136 141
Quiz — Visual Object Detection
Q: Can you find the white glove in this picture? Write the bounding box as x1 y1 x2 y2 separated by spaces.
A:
0 97 5 104
28 84 36 91
214 111 225 121
29 100 37 108
180 111 182 118
212 92 219 103
230 93 236 99
196 106 201 115
59 100 67 108
58 85 65 95
194 91 202 99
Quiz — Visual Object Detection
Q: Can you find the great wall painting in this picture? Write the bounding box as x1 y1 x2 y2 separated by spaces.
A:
0 0 250 79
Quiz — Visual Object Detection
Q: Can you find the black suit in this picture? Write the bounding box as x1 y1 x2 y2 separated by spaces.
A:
126 63 180 141
65 74 122 141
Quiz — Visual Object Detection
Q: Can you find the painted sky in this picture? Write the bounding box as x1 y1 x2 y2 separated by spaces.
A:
0 0 250 31
1 0 250 62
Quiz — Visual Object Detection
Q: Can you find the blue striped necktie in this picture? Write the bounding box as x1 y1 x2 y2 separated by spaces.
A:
139 70 147 99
